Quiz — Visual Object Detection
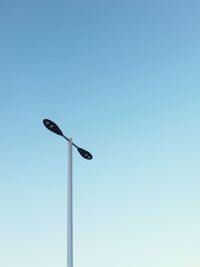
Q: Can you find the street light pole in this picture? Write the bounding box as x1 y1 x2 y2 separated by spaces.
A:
67 138 73 267
43 119 92 267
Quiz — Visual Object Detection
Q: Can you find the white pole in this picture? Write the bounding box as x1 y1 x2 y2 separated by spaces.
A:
67 138 73 267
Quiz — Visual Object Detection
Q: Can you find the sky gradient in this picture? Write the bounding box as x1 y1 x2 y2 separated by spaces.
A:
1 1 200 267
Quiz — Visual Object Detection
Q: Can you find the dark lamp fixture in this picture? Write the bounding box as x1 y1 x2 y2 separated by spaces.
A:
43 119 93 160
43 119 63 136
77 148 93 160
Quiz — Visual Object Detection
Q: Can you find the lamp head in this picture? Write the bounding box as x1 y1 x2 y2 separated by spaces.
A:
43 119 63 136
77 147 93 160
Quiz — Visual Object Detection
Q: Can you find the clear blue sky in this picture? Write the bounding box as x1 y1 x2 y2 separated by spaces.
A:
1 1 200 266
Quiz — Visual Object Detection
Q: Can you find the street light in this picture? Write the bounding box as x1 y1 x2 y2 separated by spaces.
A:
43 119 93 267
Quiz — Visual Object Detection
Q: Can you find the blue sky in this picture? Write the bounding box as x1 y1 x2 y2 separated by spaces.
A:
1 1 200 266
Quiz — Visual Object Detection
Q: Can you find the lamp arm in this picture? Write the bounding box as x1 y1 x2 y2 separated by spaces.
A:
63 135 79 149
